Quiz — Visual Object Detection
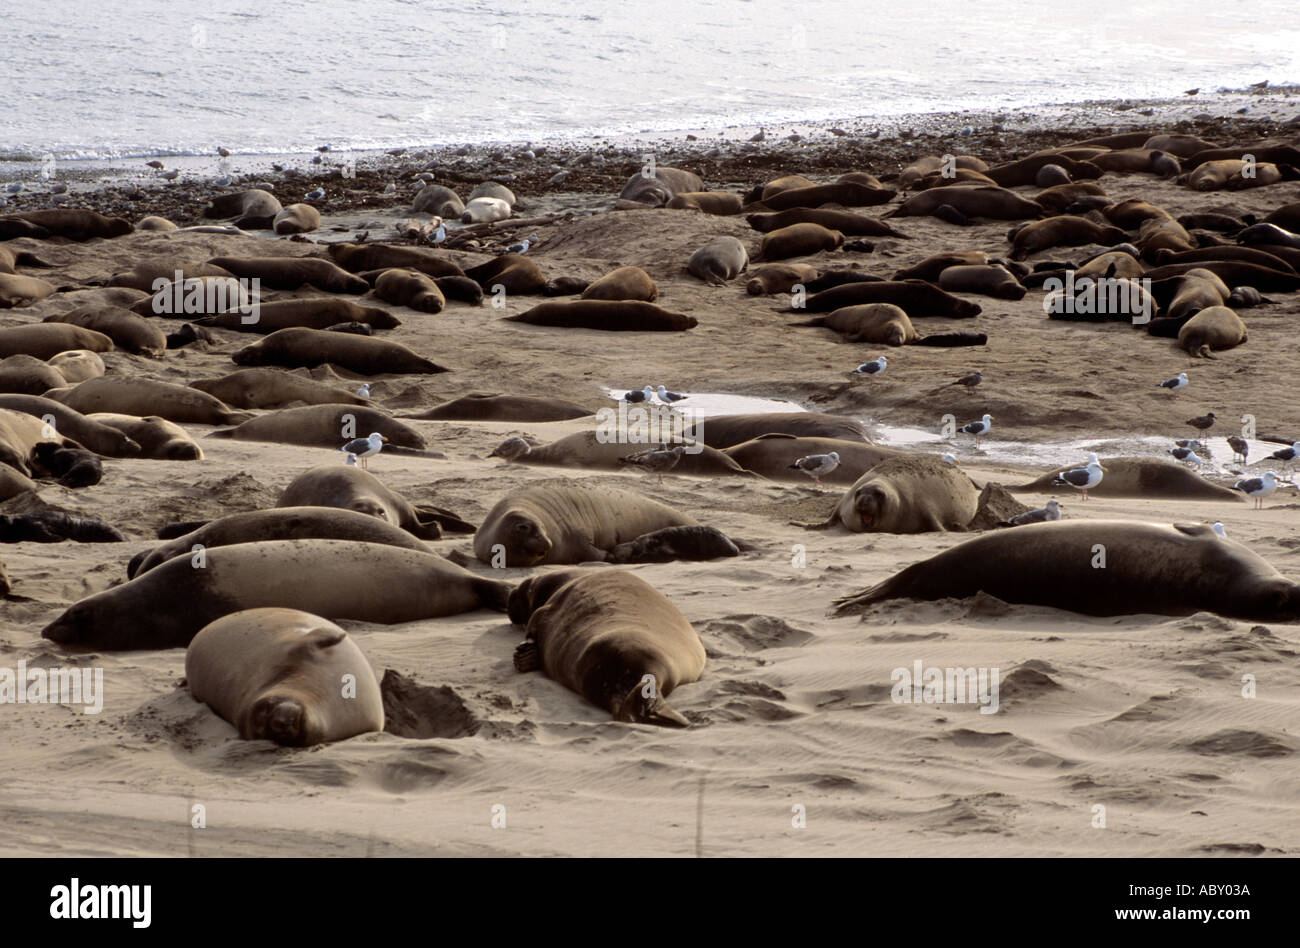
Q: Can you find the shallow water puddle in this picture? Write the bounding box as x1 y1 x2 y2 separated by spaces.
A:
601 389 803 418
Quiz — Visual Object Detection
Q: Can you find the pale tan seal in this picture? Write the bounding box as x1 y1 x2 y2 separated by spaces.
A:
208 403 424 448
745 263 818 295
87 413 204 460
43 306 167 357
188 368 369 409
231 328 448 374
0 325 112 360
666 191 743 214
272 203 321 235
1178 305 1247 358
580 266 658 302
0 394 141 456
0 355 66 395
1009 457 1242 500
135 215 178 232
818 455 979 533
0 275 58 310
278 465 472 540
206 256 370 293
756 223 844 261
687 237 749 285
488 430 757 478
325 243 465 279
47 376 252 425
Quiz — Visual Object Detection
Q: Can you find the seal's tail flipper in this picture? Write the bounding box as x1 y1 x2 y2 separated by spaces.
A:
513 641 540 672
619 687 691 727
475 577 513 613
413 504 477 534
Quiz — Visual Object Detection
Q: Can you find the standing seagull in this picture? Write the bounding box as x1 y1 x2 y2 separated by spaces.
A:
998 499 1062 527
341 432 387 468
620 444 685 484
960 413 992 446
1227 435 1249 463
790 451 841 486
949 370 982 392
1211 522 1227 538
655 385 688 403
1232 471 1279 509
1156 372 1188 393
853 357 887 377
1169 446 1201 465
1053 453 1107 501
504 233 537 255
1266 441 1300 471
1185 412 1216 433
624 386 651 403
428 222 447 245
355 384 370 398
305 188 326 201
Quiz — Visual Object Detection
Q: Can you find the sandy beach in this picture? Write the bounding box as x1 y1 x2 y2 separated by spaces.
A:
2 98 1300 859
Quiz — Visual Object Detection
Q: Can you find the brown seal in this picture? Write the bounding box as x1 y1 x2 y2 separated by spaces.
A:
188 368 369 409
787 280 981 317
86 413 203 460
2 209 132 240
756 223 843 261
1010 217 1128 260
666 191 743 214
684 411 870 449
746 207 909 238
758 181 895 211
106 260 235 292
489 430 757 478
1178 305 1247 358
48 376 252 425
0 356 67 396
208 403 425 448
937 264 1026 299
278 465 472 540
884 186 1044 221
505 300 696 331
231 327 448 374
580 266 658 301
892 251 987 282
412 184 465 217
818 455 979 533
206 256 370 293
1009 457 1242 500
793 303 987 346
401 393 593 422
899 155 988 188
43 306 167 357
745 263 818 295
202 189 282 223
199 297 402 333
983 154 1103 187
374 269 446 313
1033 182 1109 212
464 254 547 294
1181 160 1284 191
0 324 112 358
325 242 465 278
618 167 704 206
0 274 57 309
0 394 141 456
272 203 322 235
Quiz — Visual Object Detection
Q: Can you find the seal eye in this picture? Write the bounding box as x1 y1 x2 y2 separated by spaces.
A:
514 521 530 534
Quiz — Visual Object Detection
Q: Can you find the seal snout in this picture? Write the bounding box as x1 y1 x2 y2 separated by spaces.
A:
254 696 306 745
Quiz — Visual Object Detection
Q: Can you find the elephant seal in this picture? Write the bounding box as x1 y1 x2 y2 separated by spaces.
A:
1137 218 1197 258
898 154 988 188
0 510 124 543
186 608 384 746
412 184 465 217
1010 217 1129 260
490 430 756 478
1237 222 1300 250
1182 144 1300 170
0 245 52 273
202 189 282 223
885 186 1044 221
474 480 699 566
468 181 516 207
505 301 696 331
106 261 235 292
892 251 987 282
135 215 177 232
817 456 979 533
232 327 448 374
1182 160 1284 191
400 393 593 422
47 377 252 425
606 525 740 563
28 441 102 488
1143 134 1218 157
1033 181 1109 212
0 355 66 395
373 268 445 313
0 408 80 473
1262 202 1300 232
832 521 1300 621
461 197 511 223
937 264 1027 300
758 175 816 199
1142 261 1300 292
1162 269 1231 319
788 280 981 318
756 223 843 261
1152 246 1297 273
510 569 705 726
206 256 369 294
41 539 512 650
0 463 37 500
325 242 465 278
687 237 749 284
0 394 140 456
1009 457 1242 500
666 191 743 214
0 219 51 240
758 182 894 211
580 266 658 302
1087 149 1180 176
723 434 903 484
1035 164 1071 187
2 209 132 240
43 306 167 357
47 350 105 383
188 368 368 409
746 207 908 238
208 403 424 448
278 465 472 540
984 154 1102 187
618 167 704 206
685 412 869 449
1102 198 1172 229
130 506 434 578
272 203 321 235
746 263 818 295
464 254 547 294
1178 305 1247 358
0 275 58 310
792 303 985 347
199 298 401 334
129 276 252 317
433 275 485 304
87 413 203 460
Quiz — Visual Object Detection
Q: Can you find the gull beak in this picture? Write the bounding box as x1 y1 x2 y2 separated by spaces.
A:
1100 466 1110 472
379 436 389 443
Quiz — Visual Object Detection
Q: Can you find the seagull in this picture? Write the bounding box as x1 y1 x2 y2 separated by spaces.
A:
1174 439 1204 450
999 499 1062 527
213 175 233 187
217 146 231 157
1211 522 1227 538
4 182 22 194
344 453 358 466
429 223 446 244
1232 471 1279 509
950 370 982 391
305 188 326 201
1053 453 1107 501
655 385 687 403
504 233 537 254
941 453 959 465
146 160 164 169
853 356 886 377
1156 372 1188 393
790 451 840 486
488 437 531 460
620 444 686 484
960 413 992 445
1169 446 1202 465
1185 412 1216 432
1227 436 1249 463
1266 441 1300 471
623 386 652 403
355 384 370 398
340 431 387 468
161 169 180 181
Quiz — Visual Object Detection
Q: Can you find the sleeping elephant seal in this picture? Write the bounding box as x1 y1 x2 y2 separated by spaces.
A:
1009 457 1242 500
0 394 141 456
374 268 446 313
509 569 705 727
758 182 894 211
746 264 818 295
884 186 1044 221
787 280 981 317
135 215 177 232
756 223 843 261
325 242 465 278
666 191 743 215
0 355 68 396
746 207 909 238
0 464 37 501
474 480 699 566
206 256 370 294
198 298 401 333
46 377 253 426
892 251 987 282
412 184 465 217
188 368 368 409
209 403 424 448
505 300 696 331
278 465 474 540
0 274 58 309
606 525 740 563
400 392 593 422
618 167 704 206
232 327 448 374
937 264 1027 300
793 303 986 346
687 237 749 285
463 254 546 294
106 260 235 292
818 456 980 532
202 189 282 222
2 209 132 240
186 608 383 746
43 306 168 357
0 324 112 359
489 430 757 478
41 539 512 650
580 266 658 302
1010 217 1129 260
1178 305 1247 358
832 521 1300 621
130 506 434 578
88 413 204 460
272 203 321 235
47 350 105 383
723 434 904 484
684 412 871 449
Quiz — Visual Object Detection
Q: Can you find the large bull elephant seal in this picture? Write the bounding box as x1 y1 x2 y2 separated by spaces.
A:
818 456 979 533
1009 457 1242 500
474 480 699 566
41 539 513 650
618 167 704 206
832 521 1300 620
278 465 474 539
186 608 384 746
509 569 705 726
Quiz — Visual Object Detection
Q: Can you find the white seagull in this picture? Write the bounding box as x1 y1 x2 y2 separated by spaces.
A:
344 453 358 466
429 222 446 245
1156 372 1188 393
1211 522 1227 538
790 451 840 486
1232 471 1279 509
504 233 537 254
999 498 1062 527
655 385 687 403
1266 442 1300 471
341 431 387 468
1053 453 1107 501
619 443 686 484
1169 446 1201 465
355 384 370 398
305 188 326 201
853 357 887 377
960 414 992 445
941 453 958 465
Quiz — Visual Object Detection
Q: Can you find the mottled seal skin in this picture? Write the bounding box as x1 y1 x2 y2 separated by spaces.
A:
0 324 112 358
278 465 474 540
209 403 424 449
130 506 434 579
474 481 699 566
505 300 697 331
231 327 448 374
493 430 758 478
746 207 909 238
198 298 401 334
1178 305 1247 358
374 268 446 313
88 413 204 460
188 368 368 409
400 393 593 422
186 608 384 746
48 377 252 426
685 412 870 449
2 209 132 240
580 266 658 302
206 256 370 294
724 434 904 484
41 539 512 650
606 525 740 563
509 569 705 727
1009 457 1242 501
823 456 979 533
787 280 981 318
833 521 1300 621
326 242 465 278
687 237 750 285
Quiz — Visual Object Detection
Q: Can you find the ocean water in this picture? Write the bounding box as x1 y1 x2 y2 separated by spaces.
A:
3 0 1298 160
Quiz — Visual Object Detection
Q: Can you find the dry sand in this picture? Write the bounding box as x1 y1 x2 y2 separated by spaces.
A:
2 115 1299 857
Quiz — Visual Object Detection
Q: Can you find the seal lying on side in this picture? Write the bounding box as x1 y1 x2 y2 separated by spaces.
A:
509 569 705 726
724 434 904 484
0 355 65 395
278 465 474 539
206 256 370 294
1177 305 1247 358
232 328 448 374
88 413 204 460
0 324 112 358
42 306 167 357
198 298 401 333
400 393 593 422
812 456 979 533
618 167 704 206
0 394 141 456
792 304 987 346
580 266 658 302
785 280 981 317
47 350 104 383
488 430 758 478
606 525 740 563
684 412 870 449
188 368 369 409
504 301 697 331
474 480 699 566
187 608 383 746
832 521 1300 620
46 377 253 426
326 242 465 278
1008 457 1242 500
208 404 424 448
41 539 513 650
0 510 125 543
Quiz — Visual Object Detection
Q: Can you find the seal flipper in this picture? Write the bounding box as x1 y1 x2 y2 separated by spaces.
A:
513 641 540 672
1172 523 1217 537
618 686 690 728
413 504 478 534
